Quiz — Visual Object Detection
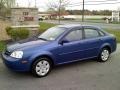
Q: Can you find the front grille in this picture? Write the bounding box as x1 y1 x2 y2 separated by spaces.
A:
4 50 11 56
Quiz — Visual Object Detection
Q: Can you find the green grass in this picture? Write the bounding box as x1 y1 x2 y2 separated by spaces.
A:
106 30 120 43
0 41 6 52
39 22 120 43
0 22 120 52
39 22 56 33
111 22 120 24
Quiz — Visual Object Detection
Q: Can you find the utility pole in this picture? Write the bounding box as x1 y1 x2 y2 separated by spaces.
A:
58 0 61 24
35 0 37 8
82 0 84 22
28 0 30 7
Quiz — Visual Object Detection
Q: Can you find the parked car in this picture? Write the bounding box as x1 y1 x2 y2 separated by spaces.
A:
38 17 43 21
62 15 76 20
2 24 116 77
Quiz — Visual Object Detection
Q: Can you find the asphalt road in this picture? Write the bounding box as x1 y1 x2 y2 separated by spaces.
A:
0 44 120 90
43 20 120 30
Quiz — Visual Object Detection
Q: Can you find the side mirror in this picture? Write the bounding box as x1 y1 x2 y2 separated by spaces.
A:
59 39 69 45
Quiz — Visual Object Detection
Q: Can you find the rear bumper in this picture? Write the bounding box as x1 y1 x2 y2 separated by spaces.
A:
1 52 30 72
112 41 117 53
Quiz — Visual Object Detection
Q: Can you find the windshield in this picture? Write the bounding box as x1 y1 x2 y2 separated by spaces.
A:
38 27 66 41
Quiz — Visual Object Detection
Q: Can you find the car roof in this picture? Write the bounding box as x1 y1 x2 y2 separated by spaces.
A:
57 24 82 29
55 24 101 30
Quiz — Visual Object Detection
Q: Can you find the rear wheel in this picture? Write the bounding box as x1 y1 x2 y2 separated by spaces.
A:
98 48 110 62
31 57 52 77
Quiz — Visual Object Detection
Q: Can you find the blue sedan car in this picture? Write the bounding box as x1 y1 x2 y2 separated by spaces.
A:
2 24 116 77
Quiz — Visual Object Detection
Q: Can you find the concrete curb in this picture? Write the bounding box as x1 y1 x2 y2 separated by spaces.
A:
0 52 2 63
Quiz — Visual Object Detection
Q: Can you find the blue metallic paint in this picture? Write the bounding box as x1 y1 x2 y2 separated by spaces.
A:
1 25 117 72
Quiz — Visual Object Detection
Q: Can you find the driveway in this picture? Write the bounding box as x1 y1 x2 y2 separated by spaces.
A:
0 44 120 90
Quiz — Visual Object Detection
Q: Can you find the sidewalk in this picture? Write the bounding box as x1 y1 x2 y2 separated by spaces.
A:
0 57 2 63
0 20 11 41
0 60 2 63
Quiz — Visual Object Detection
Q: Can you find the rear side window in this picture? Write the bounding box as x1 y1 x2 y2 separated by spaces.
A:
84 29 100 39
65 30 82 42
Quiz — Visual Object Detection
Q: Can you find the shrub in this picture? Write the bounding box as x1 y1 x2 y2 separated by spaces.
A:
6 27 12 35
0 41 6 52
6 27 29 41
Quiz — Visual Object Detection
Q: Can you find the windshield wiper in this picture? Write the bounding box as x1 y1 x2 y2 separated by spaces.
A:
38 37 48 41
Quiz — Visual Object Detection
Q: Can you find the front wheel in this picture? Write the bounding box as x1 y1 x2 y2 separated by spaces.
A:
31 57 52 77
98 48 110 62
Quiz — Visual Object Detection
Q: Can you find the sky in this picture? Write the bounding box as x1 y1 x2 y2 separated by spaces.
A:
16 0 120 11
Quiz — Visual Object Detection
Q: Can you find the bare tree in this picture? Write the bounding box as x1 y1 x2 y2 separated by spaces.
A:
0 0 15 18
47 0 70 24
0 0 15 8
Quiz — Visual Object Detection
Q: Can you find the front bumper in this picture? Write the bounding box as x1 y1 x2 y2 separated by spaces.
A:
1 52 30 72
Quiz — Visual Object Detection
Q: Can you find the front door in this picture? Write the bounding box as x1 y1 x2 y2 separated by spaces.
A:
56 28 85 64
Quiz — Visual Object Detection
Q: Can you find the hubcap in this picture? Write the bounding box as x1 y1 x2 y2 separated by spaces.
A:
35 60 50 76
101 49 109 61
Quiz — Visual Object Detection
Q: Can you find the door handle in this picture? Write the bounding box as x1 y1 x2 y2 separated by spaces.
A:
99 38 102 41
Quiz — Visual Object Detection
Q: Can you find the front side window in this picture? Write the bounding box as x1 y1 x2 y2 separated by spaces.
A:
64 30 82 42
84 29 100 39
38 27 66 41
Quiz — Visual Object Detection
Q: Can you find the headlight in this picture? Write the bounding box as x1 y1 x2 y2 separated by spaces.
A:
10 51 23 59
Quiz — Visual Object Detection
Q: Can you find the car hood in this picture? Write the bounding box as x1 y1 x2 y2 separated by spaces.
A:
7 40 49 52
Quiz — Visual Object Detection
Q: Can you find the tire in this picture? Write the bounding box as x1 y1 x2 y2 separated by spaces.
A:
31 57 52 77
98 48 110 62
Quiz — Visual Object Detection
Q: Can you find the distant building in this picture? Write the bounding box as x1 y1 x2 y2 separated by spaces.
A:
38 11 69 20
38 13 50 20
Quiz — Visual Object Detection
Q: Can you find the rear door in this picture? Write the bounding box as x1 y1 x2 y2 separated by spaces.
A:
81 26 102 58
